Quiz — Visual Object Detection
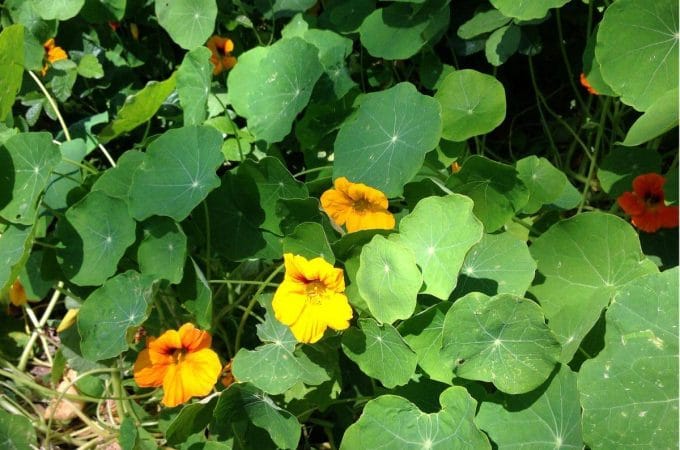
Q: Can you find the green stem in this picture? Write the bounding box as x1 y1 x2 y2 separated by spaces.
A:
17 283 63 371
578 97 611 213
234 264 284 352
555 10 588 113
527 56 561 166
28 70 71 142
209 279 279 287
293 166 332 178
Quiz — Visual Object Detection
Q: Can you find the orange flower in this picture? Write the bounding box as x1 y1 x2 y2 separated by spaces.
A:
320 177 395 233
617 173 679 233
41 38 68 76
579 72 598 95
272 254 353 344
9 279 27 307
133 323 221 407
221 360 234 388
206 36 237 75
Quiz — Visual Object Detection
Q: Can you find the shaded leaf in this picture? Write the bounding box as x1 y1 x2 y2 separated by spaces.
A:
177 47 212 126
137 217 187 283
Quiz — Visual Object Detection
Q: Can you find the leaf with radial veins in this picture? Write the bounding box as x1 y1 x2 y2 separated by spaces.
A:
334 82 442 197
340 386 491 450
596 0 678 111
78 271 154 361
529 212 658 362
129 126 223 222
441 292 561 394
398 195 483 300
356 235 422 324
137 217 187 283
341 318 417 388
477 365 583 450
0 132 61 225
228 37 324 144
154 0 217 50
177 47 212 126
435 69 506 142
454 232 537 298
578 268 678 449
57 190 137 286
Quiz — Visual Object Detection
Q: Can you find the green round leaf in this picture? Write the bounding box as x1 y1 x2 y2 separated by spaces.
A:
340 386 491 450
282 222 335 264
212 383 301 450
441 292 561 394
458 8 511 39
228 38 324 144
137 217 187 284
129 126 223 222
516 155 572 214
58 190 137 286
529 212 658 363
78 271 154 361
489 0 570 20
435 69 506 141
581 26 617 97
485 24 521 66
597 146 662 198
398 195 483 300
0 24 24 122
91 150 146 200
596 0 679 111
154 0 217 50
43 138 87 211
578 268 678 449
447 156 529 232
477 365 583 449
341 318 417 388
30 0 85 20
0 223 35 298
333 82 442 197
398 302 452 383
454 232 537 298
359 1 450 60
622 88 679 146
177 47 212 126
0 410 37 449
356 235 422 324
0 132 61 224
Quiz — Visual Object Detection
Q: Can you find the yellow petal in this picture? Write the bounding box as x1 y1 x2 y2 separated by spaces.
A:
272 281 306 325
289 304 327 344
133 349 167 388
323 293 353 331
161 348 221 407
56 308 79 333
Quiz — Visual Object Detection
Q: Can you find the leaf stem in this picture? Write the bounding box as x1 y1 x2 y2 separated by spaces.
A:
28 70 71 142
578 97 611 213
17 282 63 372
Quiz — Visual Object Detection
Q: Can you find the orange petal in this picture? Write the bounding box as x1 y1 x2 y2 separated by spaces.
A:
633 173 665 198
161 349 221 407
148 329 181 364
617 192 645 216
133 349 167 388
659 205 679 229
320 187 354 226
178 323 212 352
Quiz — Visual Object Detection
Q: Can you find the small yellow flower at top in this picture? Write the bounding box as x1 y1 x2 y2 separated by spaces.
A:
41 38 68 76
9 279 27 307
272 254 353 344
320 177 395 233
206 35 237 75
133 323 222 407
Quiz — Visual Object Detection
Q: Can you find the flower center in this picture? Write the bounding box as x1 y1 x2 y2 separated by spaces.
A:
305 280 327 305
353 198 371 212
644 192 661 207
170 348 187 364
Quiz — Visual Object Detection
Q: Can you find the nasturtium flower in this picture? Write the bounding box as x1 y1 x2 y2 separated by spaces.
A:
579 72 599 95
206 35 237 75
133 323 221 407
617 173 679 233
9 279 27 307
320 177 395 233
272 254 353 344
41 38 68 76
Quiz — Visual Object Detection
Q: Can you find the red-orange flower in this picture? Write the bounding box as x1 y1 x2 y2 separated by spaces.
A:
9 279 27 307
133 323 221 407
579 72 599 95
617 173 679 233
206 36 237 75
41 38 68 76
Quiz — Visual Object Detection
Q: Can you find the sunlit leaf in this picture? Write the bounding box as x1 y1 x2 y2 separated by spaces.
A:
30 0 85 20
489 0 570 20
0 24 24 122
154 0 217 50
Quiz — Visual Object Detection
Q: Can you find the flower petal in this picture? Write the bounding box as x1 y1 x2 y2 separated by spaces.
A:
133 349 167 388
272 282 307 326
148 330 181 365
659 205 679 229
161 349 221 407
617 192 645 216
633 173 665 198
289 305 327 344
178 323 211 352
323 293 353 331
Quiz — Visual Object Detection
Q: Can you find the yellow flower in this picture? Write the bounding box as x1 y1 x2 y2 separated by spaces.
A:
41 38 68 76
320 177 395 233
272 254 353 344
206 35 237 75
9 279 27 307
133 323 221 407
